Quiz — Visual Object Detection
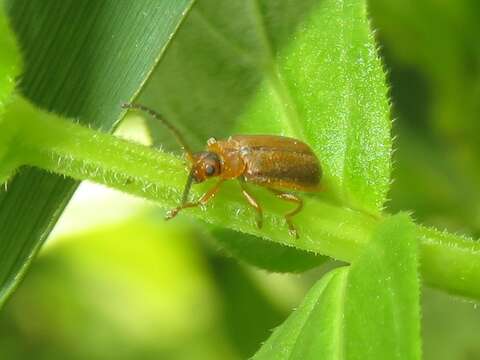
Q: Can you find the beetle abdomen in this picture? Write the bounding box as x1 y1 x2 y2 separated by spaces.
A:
240 144 321 192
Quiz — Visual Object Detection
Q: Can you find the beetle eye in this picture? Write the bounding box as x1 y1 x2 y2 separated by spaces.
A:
205 164 215 176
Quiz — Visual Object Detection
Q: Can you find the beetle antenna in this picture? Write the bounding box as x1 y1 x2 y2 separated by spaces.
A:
181 169 195 205
122 103 194 162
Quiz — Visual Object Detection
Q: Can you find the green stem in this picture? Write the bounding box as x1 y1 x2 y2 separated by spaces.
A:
4 97 480 299
418 226 480 299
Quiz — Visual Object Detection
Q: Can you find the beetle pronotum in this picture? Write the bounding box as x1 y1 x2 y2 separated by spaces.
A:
122 103 322 238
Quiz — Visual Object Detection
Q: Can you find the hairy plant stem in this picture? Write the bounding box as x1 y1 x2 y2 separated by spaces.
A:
4 97 480 299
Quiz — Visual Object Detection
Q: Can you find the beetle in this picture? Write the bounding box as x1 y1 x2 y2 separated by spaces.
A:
122 103 322 238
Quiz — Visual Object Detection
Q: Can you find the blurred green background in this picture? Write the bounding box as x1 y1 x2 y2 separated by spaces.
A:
2 0 480 359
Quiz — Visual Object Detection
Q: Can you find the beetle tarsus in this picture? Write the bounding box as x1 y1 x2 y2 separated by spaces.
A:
165 202 197 220
287 221 299 239
269 189 303 239
165 208 180 220
165 180 224 221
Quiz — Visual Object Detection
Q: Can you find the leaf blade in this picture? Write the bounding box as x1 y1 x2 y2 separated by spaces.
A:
253 213 421 359
142 0 391 213
211 227 327 273
344 213 421 359
252 267 348 360
0 1 22 182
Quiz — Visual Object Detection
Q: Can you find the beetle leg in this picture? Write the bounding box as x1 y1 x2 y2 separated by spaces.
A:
165 180 224 220
269 189 303 238
238 178 263 229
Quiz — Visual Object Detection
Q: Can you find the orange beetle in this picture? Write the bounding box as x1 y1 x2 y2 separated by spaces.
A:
122 103 322 238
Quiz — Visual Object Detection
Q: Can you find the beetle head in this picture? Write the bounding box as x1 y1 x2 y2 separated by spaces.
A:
179 151 221 206
190 151 222 183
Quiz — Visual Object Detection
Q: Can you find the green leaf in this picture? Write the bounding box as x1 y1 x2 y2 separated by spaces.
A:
253 213 421 359
0 2 19 104
344 213 420 359
0 0 194 306
252 267 349 359
211 227 327 273
0 2 22 183
140 0 391 213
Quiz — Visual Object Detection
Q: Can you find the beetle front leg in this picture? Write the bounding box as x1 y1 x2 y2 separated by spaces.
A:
238 178 263 229
165 180 224 220
269 189 303 238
